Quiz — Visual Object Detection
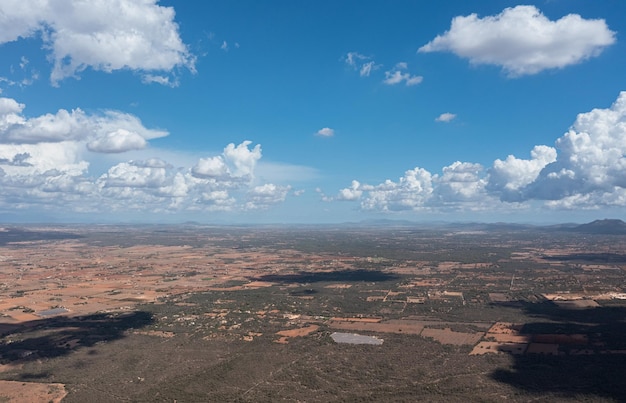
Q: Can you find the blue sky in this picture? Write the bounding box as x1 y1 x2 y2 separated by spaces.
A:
1 1 626 224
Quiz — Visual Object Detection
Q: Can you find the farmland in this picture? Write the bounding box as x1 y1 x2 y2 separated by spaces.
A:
0 223 625 402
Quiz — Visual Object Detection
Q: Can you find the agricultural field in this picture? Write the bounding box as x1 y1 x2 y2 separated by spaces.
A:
0 223 625 402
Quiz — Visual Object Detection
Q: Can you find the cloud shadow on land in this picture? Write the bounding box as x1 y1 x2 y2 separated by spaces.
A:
490 301 626 401
492 353 626 401
541 252 626 264
0 228 83 246
253 269 399 284
0 311 154 372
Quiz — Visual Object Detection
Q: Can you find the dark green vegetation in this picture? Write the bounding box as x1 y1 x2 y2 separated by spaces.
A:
0 227 83 246
1 224 625 402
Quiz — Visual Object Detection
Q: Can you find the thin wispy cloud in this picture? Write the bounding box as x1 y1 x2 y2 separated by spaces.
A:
383 63 423 86
344 52 380 77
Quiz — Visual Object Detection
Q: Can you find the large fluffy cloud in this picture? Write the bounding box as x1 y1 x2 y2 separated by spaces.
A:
0 97 290 216
0 0 194 85
96 141 283 213
419 5 615 76
0 141 87 177
337 92 626 212
337 162 494 212
351 168 435 212
192 141 261 181
521 91 626 205
0 138 287 215
337 180 363 201
0 140 95 212
433 162 488 206
0 97 167 150
87 129 147 153
486 145 557 201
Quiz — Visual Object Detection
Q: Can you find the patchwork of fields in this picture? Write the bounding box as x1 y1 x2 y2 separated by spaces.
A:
0 225 625 401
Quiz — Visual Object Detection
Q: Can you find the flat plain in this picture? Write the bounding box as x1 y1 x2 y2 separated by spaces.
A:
0 223 625 402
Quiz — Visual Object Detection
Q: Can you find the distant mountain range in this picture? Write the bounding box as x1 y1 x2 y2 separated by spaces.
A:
346 218 626 234
2 219 625 233
568 219 626 234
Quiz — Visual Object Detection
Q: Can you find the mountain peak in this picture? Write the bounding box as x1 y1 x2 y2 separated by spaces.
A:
574 219 626 234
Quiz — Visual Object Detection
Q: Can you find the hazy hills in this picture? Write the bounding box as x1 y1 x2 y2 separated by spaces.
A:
569 219 626 235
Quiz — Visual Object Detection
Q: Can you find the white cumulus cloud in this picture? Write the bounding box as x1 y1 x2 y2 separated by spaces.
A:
87 129 148 154
356 168 434 211
487 145 557 201
337 180 363 201
245 183 291 210
0 97 167 150
0 0 195 85
435 113 456 122
0 141 87 177
223 141 262 178
192 141 261 183
338 92 626 214
99 159 170 189
192 156 229 179
383 63 423 86
433 161 488 206
316 127 335 137
418 5 616 76
0 100 293 216
0 97 25 115
338 162 496 213
521 92 626 205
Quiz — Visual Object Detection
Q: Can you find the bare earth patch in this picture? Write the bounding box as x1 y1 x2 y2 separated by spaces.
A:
275 325 319 343
0 380 66 402
276 324 319 338
420 327 483 345
470 341 528 355
329 319 425 335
